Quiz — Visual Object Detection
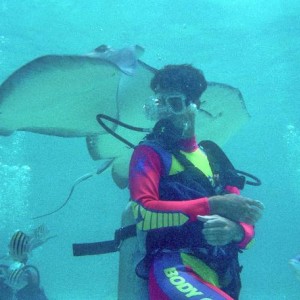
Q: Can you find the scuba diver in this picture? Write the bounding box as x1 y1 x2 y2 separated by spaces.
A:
128 64 264 299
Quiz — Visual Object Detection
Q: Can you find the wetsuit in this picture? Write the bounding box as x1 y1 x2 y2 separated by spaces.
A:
129 136 254 300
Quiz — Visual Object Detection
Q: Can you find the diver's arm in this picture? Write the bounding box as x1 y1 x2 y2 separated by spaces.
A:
129 144 262 233
129 144 211 225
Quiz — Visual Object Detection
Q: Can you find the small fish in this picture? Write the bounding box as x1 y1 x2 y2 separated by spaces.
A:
8 224 56 263
4 264 29 291
9 231 30 263
289 254 300 280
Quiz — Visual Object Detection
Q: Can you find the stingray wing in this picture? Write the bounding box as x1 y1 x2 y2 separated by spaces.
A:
0 55 120 137
0 45 144 137
86 60 156 160
196 82 250 145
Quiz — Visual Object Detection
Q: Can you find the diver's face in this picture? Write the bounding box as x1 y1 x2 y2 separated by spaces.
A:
144 91 189 121
144 90 198 138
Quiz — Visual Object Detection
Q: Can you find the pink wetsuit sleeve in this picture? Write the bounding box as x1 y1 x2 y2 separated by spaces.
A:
129 145 210 224
237 223 254 249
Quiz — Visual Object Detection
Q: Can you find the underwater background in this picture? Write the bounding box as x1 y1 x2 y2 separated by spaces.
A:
0 0 300 299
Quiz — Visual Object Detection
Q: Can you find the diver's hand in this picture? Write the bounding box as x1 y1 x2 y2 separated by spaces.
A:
208 194 264 224
197 215 244 246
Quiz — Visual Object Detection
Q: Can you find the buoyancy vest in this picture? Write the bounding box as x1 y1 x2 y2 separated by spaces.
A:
147 140 217 200
141 139 240 252
136 139 242 299
142 138 246 200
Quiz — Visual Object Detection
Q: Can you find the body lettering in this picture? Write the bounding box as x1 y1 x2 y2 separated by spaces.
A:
164 267 213 299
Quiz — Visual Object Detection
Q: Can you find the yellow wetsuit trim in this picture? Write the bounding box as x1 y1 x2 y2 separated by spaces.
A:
181 252 220 287
131 201 189 231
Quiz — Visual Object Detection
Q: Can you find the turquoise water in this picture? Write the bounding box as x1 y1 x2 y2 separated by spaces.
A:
0 1 300 299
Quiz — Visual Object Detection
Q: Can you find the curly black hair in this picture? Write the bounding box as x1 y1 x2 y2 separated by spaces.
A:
150 64 207 104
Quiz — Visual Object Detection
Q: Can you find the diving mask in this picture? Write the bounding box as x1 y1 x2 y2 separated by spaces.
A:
144 92 189 121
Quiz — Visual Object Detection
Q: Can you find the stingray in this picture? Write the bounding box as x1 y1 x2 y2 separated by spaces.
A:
0 44 250 188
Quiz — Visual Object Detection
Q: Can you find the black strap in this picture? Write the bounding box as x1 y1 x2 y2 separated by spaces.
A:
199 140 236 171
72 224 137 256
199 140 246 190
200 140 262 188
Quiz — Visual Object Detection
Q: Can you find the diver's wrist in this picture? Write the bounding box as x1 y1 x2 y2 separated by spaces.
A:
232 223 244 242
208 195 224 215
